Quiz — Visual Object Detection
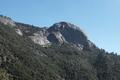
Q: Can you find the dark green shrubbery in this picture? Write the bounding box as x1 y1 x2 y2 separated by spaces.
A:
0 23 120 80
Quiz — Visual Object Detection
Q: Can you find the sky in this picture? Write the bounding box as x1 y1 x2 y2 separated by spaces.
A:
0 0 120 54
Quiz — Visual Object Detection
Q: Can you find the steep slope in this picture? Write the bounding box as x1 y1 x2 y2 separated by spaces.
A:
0 23 97 80
0 15 120 80
0 23 98 80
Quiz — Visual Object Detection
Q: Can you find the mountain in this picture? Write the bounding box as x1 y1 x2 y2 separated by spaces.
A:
0 15 120 80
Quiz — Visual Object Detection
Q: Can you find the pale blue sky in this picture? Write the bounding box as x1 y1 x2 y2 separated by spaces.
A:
0 0 120 54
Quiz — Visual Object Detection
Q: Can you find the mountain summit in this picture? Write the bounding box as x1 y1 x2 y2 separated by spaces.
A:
48 22 82 31
48 22 94 49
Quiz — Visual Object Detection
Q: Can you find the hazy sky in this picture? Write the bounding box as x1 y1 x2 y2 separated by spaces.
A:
0 0 120 54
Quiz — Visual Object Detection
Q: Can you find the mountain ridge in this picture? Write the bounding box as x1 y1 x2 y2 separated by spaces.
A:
0 15 95 50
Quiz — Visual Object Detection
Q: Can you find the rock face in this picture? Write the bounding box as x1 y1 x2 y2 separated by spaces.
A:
48 22 92 49
15 23 50 46
15 29 23 36
0 15 16 26
47 31 66 44
29 30 50 46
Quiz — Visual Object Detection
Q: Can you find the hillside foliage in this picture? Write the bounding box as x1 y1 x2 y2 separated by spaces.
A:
0 23 120 80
